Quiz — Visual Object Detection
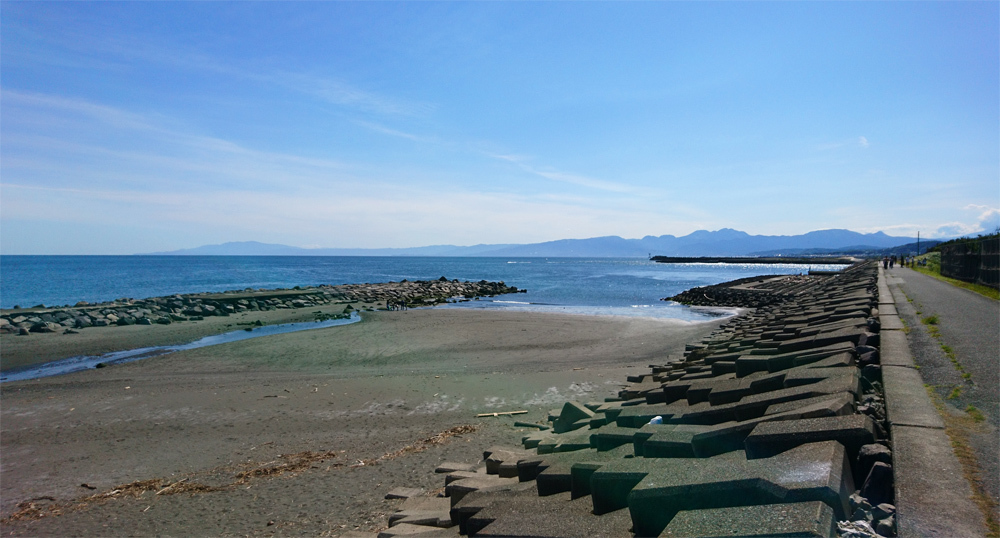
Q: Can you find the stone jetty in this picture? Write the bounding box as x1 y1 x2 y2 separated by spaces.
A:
370 262 897 538
0 278 524 336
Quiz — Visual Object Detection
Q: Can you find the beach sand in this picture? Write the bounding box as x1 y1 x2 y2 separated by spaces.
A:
0 309 725 536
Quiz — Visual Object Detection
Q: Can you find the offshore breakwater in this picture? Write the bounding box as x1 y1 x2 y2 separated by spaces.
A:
373 262 897 537
0 278 524 377
0 278 523 336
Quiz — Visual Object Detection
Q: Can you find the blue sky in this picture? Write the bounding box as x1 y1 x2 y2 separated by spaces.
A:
2 2 998 254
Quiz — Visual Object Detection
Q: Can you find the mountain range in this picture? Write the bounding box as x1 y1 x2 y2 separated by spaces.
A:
143 228 925 257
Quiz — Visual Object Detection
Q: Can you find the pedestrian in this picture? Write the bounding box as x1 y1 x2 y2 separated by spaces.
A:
883 256 889 269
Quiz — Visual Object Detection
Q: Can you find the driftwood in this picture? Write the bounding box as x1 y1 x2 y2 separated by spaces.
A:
476 410 528 418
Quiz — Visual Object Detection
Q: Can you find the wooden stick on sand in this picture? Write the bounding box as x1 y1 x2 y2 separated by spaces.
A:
475 410 528 418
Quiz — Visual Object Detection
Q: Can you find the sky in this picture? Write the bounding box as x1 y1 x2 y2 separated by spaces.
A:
1 2 998 255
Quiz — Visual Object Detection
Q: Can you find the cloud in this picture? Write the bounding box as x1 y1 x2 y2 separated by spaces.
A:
816 136 870 151
484 152 635 193
277 71 433 117
859 204 1000 239
353 120 427 142
2 90 356 194
94 35 433 117
966 204 1000 234
1 177 699 253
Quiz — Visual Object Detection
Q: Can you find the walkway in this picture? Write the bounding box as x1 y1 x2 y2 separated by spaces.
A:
884 266 999 533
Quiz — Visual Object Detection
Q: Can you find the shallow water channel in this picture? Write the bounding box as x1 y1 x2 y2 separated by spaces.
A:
0 313 361 383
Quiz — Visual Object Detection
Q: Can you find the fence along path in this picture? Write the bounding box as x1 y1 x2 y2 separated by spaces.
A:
940 235 1000 289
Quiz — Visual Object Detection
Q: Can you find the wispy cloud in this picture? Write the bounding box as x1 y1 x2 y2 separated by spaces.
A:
2 90 355 192
816 136 870 151
856 204 1000 239
119 44 432 116
24 26 432 118
484 152 635 193
353 120 428 142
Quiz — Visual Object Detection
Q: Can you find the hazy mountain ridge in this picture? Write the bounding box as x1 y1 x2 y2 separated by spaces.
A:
143 229 919 257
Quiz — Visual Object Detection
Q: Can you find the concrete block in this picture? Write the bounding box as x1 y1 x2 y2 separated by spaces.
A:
892 425 988 537
388 510 452 528
446 475 519 506
626 441 852 536
879 329 915 368
448 486 537 534
744 414 875 461
661 501 836 538
879 315 904 331
590 424 640 452
399 496 450 513
642 425 706 458
776 327 866 354
484 448 533 475
590 457 659 514
434 462 477 474
783 366 855 388
520 430 550 449
444 470 481 485
466 491 633 538
553 401 596 433
615 403 678 428
734 372 860 421
376 523 455 537
552 431 592 453
882 365 944 429
763 392 855 418
386 487 425 499
536 462 574 496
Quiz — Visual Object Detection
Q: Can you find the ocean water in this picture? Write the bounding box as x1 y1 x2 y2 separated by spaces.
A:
0 256 844 322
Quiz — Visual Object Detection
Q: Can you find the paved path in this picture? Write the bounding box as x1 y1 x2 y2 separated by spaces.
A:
887 267 999 523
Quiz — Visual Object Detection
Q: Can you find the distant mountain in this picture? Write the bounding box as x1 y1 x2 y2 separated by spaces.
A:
143 229 918 257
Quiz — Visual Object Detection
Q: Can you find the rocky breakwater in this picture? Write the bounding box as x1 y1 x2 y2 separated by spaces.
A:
0 278 524 336
368 262 897 538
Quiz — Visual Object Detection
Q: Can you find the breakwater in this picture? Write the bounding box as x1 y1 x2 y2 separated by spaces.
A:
0 278 523 336
651 255 856 264
375 262 897 537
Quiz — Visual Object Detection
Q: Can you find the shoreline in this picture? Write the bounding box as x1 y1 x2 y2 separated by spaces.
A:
0 279 522 372
0 308 726 534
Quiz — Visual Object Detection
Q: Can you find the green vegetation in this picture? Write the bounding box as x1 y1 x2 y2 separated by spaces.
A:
966 405 986 422
912 252 999 301
925 387 1000 537
948 386 962 400
917 311 969 379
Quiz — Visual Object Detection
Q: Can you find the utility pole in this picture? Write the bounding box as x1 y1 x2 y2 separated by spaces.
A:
917 231 920 256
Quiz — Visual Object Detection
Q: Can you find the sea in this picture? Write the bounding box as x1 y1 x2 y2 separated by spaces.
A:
1 256 849 381
1 256 846 322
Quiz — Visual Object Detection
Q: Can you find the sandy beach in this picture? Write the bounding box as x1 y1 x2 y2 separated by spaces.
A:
0 308 725 536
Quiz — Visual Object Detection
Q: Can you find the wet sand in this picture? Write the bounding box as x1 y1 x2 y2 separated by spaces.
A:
0 308 726 536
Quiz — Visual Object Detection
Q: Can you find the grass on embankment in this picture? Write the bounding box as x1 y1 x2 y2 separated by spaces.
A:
925 385 1000 537
911 252 1000 301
